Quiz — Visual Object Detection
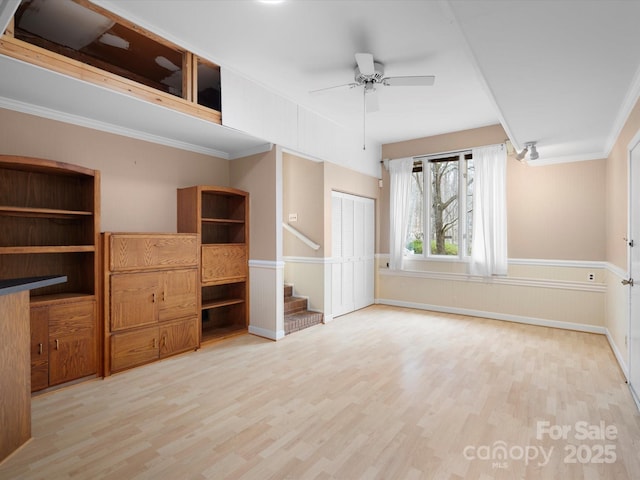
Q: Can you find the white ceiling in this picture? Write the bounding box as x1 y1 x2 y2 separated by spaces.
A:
3 0 640 164
97 0 500 147
93 0 640 164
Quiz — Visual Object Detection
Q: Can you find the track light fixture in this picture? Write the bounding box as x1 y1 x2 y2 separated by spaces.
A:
515 141 539 162
515 146 528 161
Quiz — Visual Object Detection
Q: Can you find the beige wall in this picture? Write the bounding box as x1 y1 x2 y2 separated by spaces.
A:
0 108 229 233
282 152 380 260
508 157 606 260
382 124 507 160
283 153 325 257
606 97 640 270
230 147 278 262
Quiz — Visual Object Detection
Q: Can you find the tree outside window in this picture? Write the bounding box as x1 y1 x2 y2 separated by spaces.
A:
405 152 474 259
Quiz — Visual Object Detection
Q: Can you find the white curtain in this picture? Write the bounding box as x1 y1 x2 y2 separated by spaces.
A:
388 157 414 270
470 144 508 276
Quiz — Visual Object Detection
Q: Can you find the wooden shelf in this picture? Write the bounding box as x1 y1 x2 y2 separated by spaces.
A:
30 292 95 306
203 242 245 246
202 278 247 287
201 324 247 344
0 246 95 254
0 206 93 218
201 218 244 224
202 298 244 310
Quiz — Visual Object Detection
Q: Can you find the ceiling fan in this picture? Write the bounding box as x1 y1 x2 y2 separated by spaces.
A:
310 53 435 113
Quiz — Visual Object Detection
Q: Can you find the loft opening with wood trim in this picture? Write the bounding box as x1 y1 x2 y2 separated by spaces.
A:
1 0 222 121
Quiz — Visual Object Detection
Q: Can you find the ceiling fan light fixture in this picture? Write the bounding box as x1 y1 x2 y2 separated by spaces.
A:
355 61 385 84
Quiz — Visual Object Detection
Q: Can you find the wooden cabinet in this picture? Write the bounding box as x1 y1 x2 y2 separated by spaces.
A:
30 298 97 390
0 155 101 392
178 186 249 343
29 307 49 391
103 233 199 374
202 244 247 284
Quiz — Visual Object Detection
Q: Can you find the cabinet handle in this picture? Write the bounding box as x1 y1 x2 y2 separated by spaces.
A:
38 343 43 355
153 338 157 348
55 339 59 350
162 335 166 347
162 291 166 302
152 292 156 303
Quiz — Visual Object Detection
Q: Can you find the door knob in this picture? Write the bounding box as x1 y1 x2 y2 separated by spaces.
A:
622 278 634 286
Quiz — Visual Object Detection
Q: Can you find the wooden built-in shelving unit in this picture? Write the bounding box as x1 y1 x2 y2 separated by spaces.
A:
178 186 249 343
0 155 100 392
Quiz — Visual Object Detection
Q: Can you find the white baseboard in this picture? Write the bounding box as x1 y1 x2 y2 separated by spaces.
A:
376 298 606 335
630 384 640 411
605 328 629 381
249 325 285 341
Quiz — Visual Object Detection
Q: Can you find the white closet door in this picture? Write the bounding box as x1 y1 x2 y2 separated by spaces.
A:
332 192 375 317
341 195 355 315
332 194 346 316
353 199 366 310
629 140 640 409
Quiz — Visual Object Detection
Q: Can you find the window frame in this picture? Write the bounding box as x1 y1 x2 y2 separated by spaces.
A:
408 150 473 262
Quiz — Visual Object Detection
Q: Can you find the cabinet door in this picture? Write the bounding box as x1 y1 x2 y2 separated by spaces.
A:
110 272 159 331
110 327 159 372
48 300 97 386
30 306 49 392
202 245 247 284
159 269 198 322
159 317 199 358
110 234 198 271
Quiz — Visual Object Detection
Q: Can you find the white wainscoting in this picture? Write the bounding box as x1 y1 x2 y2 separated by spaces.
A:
376 255 607 334
248 260 284 340
605 263 630 381
283 257 327 315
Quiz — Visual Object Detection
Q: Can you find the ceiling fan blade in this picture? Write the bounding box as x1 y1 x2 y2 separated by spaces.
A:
309 82 358 94
383 75 436 87
355 53 375 76
365 90 379 113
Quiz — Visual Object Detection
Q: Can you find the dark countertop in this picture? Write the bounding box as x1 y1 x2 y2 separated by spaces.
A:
0 276 67 296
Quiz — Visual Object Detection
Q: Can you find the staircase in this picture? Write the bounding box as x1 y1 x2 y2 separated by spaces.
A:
284 284 323 335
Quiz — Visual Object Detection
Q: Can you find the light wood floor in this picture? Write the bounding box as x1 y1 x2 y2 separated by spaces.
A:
2 305 639 479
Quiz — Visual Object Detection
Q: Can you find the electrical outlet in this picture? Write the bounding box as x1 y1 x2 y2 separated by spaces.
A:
588 273 595 281
288 213 298 222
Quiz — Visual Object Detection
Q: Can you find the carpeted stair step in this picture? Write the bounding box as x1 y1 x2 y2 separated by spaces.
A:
284 310 324 335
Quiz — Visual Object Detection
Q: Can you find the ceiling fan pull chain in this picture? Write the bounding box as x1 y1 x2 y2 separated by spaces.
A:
363 86 366 150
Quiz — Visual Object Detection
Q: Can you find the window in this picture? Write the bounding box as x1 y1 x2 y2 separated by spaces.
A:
406 152 474 259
